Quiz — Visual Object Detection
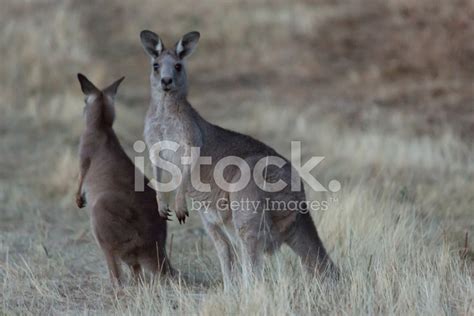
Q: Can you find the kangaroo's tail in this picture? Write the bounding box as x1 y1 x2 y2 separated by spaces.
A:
286 204 339 280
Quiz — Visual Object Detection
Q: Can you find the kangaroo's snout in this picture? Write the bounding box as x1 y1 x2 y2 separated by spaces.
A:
161 77 173 90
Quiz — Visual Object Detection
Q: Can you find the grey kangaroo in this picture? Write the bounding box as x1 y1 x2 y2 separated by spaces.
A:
140 31 338 288
76 73 172 285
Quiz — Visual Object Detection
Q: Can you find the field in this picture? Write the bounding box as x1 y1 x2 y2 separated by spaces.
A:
1 0 473 314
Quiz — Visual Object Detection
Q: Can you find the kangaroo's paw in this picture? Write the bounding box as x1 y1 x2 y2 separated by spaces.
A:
76 193 86 208
175 198 189 224
157 197 172 221
175 209 189 224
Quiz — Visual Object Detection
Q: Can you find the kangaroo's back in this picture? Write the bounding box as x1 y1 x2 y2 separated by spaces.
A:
82 129 138 199
75 73 171 286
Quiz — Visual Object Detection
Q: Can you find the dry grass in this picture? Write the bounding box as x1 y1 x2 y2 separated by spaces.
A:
1 0 473 314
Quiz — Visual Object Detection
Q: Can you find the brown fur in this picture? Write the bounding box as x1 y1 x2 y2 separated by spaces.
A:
75 73 172 285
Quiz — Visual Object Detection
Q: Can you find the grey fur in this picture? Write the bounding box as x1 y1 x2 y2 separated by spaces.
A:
140 31 338 289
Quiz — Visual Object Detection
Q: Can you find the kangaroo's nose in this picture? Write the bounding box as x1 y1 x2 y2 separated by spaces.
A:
161 77 173 86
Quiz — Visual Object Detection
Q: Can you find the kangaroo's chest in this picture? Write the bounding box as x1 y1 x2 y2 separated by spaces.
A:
145 114 191 165
145 114 184 140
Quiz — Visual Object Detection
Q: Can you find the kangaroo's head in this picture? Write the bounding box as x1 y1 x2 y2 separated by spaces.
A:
140 30 200 98
77 73 125 128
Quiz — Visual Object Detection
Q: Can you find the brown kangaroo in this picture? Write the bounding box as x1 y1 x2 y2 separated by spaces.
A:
75 73 172 285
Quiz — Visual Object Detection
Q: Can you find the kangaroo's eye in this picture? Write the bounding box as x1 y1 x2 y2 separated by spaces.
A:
153 63 160 71
175 63 182 72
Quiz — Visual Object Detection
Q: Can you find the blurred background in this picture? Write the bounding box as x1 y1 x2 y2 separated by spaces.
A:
0 0 473 312
2 0 473 220
2 0 473 137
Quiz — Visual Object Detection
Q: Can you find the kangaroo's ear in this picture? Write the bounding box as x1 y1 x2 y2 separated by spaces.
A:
77 73 99 96
103 76 125 99
140 30 164 58
175 31 200 59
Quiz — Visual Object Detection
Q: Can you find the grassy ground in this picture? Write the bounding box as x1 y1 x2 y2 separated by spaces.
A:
1 0 473 314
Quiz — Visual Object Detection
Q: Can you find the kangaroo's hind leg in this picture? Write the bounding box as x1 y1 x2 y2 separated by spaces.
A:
201 215 236 291
139 244 172 281
229 177 272 284
103 249 122 286
233 213 267 284
129 263 143 284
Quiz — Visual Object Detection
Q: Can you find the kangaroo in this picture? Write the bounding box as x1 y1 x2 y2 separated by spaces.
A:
140 31 339 288
75 73 172 285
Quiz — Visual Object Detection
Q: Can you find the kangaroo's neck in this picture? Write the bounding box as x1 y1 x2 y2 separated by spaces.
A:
148 86 211 140
81 127 119 154
150 89 192 117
